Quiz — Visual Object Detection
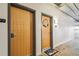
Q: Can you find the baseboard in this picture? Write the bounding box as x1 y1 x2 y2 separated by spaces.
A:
53 39 73 49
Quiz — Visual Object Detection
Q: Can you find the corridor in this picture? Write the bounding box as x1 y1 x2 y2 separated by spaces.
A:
1 3 79 56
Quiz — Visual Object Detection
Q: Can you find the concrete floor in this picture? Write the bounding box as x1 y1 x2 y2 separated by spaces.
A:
54 39 79 56
41 39 79 56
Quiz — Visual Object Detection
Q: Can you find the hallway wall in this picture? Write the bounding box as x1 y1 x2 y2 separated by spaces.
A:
0 3 74 56
0 3 8 56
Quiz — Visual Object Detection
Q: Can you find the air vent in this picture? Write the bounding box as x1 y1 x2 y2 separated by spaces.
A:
54 3 62 7
54 3 65 7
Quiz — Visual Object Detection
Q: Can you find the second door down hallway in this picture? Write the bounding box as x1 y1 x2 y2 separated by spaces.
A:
0 3 79 56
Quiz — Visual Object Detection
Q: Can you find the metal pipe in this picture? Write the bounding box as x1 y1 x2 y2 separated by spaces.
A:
50 4 79 22
73 3 79 11
65 4 77 16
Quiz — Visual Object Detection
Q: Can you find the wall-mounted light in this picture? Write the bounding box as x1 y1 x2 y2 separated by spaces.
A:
53 17 58 28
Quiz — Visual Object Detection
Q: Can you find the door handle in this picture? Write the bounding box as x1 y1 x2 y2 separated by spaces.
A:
11 33 14 38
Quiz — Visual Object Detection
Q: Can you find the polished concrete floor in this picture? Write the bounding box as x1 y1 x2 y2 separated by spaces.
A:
41 39 79 56
54 39 79 56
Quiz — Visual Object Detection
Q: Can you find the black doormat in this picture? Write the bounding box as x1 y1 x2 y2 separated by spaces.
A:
44 49 58 56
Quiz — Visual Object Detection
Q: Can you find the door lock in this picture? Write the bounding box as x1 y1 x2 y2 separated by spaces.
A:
11 33 14 38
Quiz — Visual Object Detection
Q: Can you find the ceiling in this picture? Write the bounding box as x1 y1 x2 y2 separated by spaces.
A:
54 3 79 22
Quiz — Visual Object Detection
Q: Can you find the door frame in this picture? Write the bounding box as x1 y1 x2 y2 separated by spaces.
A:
8 3 36 56
41 13 53 52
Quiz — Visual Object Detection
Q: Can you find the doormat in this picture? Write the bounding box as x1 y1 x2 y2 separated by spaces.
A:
44 49 59 56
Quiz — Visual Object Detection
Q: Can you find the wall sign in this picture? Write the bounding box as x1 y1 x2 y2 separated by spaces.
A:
0 18 6 23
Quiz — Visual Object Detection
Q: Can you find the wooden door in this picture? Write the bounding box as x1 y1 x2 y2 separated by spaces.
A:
10 5 34 56
41 14 52 50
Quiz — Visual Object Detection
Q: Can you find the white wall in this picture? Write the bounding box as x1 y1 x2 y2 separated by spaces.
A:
0 3 8 56
0 3 74 56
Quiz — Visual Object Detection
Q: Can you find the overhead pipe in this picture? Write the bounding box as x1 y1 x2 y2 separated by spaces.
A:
65 3 77 16
50 4 79 22
73 3 79 12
